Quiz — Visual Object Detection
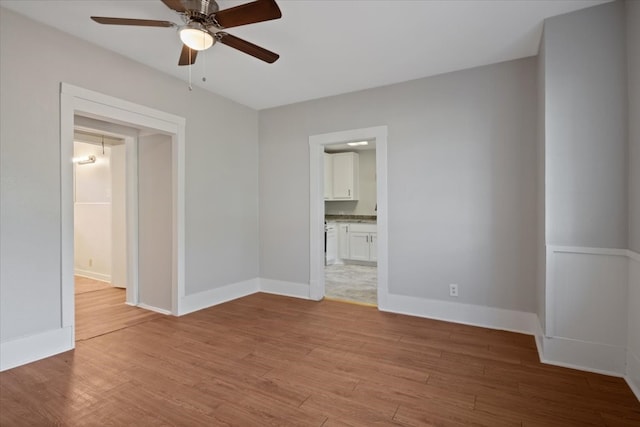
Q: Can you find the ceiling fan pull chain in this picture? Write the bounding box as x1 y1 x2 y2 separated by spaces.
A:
188 49 193 91
202 47 207 82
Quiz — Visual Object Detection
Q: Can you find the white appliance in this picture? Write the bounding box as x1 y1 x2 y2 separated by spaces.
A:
325 222 337 265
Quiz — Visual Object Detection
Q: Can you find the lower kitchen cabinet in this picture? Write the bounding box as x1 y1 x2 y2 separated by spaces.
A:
326 222 337 264
329 221 377 264
344 223 377 262
338 223 350 259
349 231 377 262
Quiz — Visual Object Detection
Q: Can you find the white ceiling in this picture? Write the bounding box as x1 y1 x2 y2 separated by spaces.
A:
1 0 609 110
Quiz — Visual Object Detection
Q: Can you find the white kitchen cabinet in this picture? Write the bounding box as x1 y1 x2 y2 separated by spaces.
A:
348 232 371 261
347 223 376 262
370 233 377 262
330 152 359 200
325 222 337 264
324 153 333 200
337 223 350 259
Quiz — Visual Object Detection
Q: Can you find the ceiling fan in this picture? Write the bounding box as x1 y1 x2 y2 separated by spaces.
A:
91 0 281 66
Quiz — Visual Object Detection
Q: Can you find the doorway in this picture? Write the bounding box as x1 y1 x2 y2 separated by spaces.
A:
323 143 378 305
71 125 158 341
60 83 186 343
72 128 127 289
308 126 388 309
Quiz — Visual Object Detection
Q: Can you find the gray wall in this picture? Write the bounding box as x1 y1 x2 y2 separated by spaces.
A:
0 8 259 342
260 58 538 312
629 0 640 253
544 1 628 249
138 135 173 311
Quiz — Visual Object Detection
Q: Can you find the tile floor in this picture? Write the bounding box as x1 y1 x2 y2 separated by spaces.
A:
324 264 377 305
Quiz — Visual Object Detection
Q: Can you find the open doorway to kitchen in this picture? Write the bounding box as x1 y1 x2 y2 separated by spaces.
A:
309 126 388 309
324 143 377 305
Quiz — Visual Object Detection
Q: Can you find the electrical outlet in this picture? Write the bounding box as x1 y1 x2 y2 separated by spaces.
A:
449 284 458 297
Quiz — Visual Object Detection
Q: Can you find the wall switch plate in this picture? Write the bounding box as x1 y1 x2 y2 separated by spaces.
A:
449 284 458 297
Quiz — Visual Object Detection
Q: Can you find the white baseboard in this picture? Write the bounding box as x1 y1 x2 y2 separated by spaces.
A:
178 278 259 316
629 253 640 397
0 326 74 372
381 293 538 335
540 245 631 378
626 351 640 401
539 335 626 377
259 278 310 299
74 269 111 283
137 303 172 315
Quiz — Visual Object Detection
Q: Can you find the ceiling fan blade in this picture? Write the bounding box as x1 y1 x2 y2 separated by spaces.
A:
91 17 175 27
161 0 186 13
214 0 282 29
178 44 198 66
217 33 279 63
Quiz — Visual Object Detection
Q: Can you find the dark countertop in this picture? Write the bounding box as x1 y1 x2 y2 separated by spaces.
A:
325 215 377 223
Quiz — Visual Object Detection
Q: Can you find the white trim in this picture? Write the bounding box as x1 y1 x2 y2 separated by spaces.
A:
179 279 259 316
545 244 629 338
308 125 388 306
61 83 186 326
540 246 637 379
125 135 139 306
62 84 184 129
74 270 111 283
545 246 555 336
627 377 640 402
527 317 629 380
173 123 186 315
137 303 172 316
628 252 640 401
540 336 626 376
60 91 75 330
381 293 538 335
625 350 640 401
624 352 640 400
0 327 73 372
547 245 629 256
260 278 310 299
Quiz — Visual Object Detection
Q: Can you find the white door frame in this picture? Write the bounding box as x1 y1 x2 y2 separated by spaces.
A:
308 126 388 309
60 83 186 339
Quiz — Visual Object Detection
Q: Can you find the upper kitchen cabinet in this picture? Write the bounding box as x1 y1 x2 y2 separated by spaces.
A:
327 152 359 200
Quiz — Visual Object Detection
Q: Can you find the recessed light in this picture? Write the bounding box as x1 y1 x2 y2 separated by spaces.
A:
347 141 368 146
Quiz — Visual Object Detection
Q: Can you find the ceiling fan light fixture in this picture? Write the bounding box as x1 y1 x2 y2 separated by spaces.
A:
179 26 214 51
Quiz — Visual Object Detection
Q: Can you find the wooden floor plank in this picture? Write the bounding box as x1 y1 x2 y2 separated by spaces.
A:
1 291 639 426
74 277 162 341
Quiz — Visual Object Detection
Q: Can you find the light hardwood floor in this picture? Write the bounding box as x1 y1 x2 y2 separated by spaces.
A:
74 276 162 341
74 275 112 294
1 292 639 426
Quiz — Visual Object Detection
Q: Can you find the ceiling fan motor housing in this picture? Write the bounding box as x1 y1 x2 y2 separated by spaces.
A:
183 0 219 17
